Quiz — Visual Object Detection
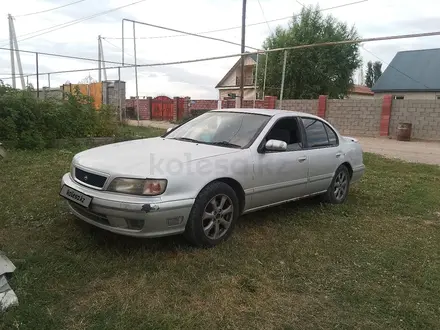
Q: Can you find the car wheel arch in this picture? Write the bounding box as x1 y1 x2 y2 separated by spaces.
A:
340 161 353 179
196 177 246 215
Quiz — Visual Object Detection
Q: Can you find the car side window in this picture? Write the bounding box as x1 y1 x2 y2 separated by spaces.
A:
263 117 304 151
324 124 338 146
301 118 338 148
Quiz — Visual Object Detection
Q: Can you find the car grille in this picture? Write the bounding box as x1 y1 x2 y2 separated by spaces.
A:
75 167 107 188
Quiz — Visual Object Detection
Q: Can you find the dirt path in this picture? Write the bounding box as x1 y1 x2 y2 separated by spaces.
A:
357 137 440 166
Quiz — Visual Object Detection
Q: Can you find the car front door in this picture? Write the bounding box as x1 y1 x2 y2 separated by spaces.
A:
249 116 309 210
300 117 343 194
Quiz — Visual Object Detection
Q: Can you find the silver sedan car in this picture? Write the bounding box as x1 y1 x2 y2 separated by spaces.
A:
60 109 365 247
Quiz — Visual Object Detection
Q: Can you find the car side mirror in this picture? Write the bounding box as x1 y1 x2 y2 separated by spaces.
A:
166 127 173 133
265 139 287 152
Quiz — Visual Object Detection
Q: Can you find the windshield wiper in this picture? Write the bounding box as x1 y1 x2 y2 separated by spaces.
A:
208 141 241 148
171 137 202 143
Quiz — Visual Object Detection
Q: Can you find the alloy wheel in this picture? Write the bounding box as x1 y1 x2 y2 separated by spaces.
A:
202 194 234 240
334 171 348 201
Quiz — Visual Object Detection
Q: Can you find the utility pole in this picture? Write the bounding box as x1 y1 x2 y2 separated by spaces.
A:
239 0 247 107
100 37 107 81
8 14 25 89
98 35 107 82
8 15 16 89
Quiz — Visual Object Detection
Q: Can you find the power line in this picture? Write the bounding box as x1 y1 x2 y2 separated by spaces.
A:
104 0 368 40
103 38 128 54
122 19 262 51
0 0 147 47
1 29 439 80
14 0 87 18
256 0 273 34
361 45 430 89
0 46 132 66
102 37 137 63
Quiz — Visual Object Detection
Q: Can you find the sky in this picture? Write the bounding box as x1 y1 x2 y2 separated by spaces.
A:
0 0 439 99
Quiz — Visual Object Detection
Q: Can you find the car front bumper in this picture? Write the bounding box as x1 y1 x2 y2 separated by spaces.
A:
61 173 195 238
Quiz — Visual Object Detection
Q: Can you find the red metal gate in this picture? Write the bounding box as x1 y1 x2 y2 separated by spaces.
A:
152 96 173 121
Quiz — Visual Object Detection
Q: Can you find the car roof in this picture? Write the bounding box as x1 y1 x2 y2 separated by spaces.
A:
211 108 319 119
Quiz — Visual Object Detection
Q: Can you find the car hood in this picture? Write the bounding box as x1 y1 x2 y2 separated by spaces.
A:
73 137 240 177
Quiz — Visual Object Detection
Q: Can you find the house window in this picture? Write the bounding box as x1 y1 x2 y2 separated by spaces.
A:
393 95 404 100
436 95 440 100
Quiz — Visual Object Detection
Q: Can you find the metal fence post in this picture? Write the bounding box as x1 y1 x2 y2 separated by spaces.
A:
133 22 139 126
118 67 122 122
36 52 39 99
279 50 287 109
262 50 268 99
253 52 259 107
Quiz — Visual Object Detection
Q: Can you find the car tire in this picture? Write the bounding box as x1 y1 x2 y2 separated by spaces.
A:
184 181 240 247
323 165 350 204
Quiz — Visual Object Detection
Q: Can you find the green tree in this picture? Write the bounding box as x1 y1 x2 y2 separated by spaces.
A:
365 61 374 88
373 61 382 84
257 5 361 99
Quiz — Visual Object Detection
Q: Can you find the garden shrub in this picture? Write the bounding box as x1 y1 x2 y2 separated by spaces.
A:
0 83 118 149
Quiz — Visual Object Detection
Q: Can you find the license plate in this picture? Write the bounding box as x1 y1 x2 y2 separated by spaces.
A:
60 185 92 208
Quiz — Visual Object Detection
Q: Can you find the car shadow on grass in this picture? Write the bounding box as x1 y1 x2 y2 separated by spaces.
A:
70 195 326 253
72 218 191 253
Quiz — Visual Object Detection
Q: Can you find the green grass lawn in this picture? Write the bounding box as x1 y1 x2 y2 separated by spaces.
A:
117 124 166 138
1 138 440 329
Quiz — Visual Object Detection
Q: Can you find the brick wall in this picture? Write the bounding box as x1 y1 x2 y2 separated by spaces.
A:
190 100 218 111
326 99 383 137
389 100 440 140
189 96 277 112
242 100 265 108
277 97 440 140
125 98 150 120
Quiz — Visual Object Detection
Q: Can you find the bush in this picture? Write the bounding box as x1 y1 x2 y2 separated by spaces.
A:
0 84 118 149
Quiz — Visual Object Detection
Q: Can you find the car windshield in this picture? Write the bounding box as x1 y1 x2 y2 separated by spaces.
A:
165 111 270 148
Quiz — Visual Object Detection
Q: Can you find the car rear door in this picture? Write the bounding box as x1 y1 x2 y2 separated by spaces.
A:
300 117 344 194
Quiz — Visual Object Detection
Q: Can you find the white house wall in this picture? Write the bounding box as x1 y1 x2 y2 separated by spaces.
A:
219 56 256 87
219 88 256 100
374 92 440 100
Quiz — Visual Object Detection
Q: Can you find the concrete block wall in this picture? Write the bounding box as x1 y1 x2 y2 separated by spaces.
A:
276 99 318 115
326 99 383 137
389 100 440 140
277 96 440 140
103 81 126 112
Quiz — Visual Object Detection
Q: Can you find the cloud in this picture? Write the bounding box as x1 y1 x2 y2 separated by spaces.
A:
1 0 440 98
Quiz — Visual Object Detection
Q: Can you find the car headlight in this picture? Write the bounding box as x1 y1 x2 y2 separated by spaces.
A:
107 178 167 196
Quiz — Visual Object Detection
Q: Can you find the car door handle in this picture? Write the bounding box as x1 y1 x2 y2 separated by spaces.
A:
298 156 307 162
336 152 343 158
